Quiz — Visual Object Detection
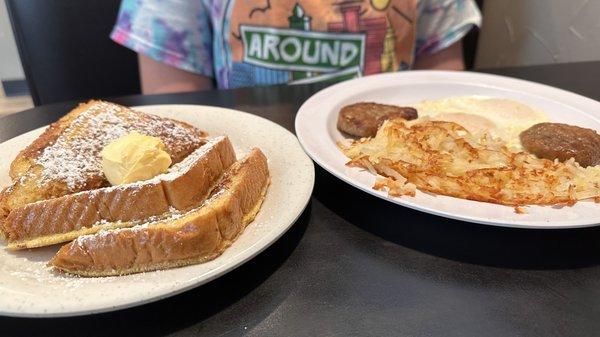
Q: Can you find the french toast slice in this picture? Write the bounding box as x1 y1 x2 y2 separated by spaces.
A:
3 136 236 250
1 100 206 222
51 149 269 277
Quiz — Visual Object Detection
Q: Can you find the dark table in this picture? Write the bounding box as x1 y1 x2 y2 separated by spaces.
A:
2 62 600 337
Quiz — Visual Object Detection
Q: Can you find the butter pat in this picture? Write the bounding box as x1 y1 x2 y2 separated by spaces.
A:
101 132 172 185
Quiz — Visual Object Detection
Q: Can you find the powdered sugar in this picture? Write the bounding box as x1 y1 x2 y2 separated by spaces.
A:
29 136 225 204
35 101 203 189
73 175 234 250
159 136 224 181
76 206 187 247
90 219 120 228
7 260 125 287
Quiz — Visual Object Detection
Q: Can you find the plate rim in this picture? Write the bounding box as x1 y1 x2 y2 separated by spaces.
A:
295 70 600 229
0 104 315 317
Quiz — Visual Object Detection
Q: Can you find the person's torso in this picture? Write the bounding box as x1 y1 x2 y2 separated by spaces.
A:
210 0 418 88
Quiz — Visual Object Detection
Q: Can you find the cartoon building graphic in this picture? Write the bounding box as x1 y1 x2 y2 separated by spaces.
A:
229 2 401 88
288 4 313 80
288 4 311 31
327 5 389 75
380 18 397 72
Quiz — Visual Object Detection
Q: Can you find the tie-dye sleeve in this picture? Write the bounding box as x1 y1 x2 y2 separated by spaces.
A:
111 0 214 77
416 0 482 56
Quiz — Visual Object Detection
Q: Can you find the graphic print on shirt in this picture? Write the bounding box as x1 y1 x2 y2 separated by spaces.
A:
226 0 417 87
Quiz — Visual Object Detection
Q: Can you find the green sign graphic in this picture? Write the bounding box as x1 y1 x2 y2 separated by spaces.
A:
241 25 365 73
289 66 362 85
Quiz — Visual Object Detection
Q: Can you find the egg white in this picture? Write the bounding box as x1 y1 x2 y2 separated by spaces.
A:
412 96 549 151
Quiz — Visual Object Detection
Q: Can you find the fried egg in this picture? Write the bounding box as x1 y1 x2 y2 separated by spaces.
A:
412 96 549 150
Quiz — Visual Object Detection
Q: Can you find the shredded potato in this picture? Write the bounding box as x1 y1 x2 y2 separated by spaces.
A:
341 119 600 206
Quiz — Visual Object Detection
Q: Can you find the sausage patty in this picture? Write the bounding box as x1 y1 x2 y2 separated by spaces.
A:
337 102 418 138
520 122 600 167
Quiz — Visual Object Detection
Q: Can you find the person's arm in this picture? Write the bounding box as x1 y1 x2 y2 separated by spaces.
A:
413 40 464 71
111 0 214 94
414 0 481 71
138 54 214 94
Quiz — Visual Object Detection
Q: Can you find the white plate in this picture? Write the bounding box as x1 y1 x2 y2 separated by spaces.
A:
0 105 314 317
295 71 600 229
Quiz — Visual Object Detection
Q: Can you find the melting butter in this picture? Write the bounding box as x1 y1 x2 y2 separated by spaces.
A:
101 131 172 185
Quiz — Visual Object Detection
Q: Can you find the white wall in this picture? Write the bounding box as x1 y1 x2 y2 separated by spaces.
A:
476 0 600 68
0 0 24 81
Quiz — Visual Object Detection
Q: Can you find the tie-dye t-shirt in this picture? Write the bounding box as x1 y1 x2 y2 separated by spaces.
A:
111 0 481 89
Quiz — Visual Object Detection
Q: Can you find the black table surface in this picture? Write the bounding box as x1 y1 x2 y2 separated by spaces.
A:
2 62 600 337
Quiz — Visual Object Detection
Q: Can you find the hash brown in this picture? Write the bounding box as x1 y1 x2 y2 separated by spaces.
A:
341 119 600 206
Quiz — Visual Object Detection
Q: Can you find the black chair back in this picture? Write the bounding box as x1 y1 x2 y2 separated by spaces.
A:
462 0 483 70
6 0 140 106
